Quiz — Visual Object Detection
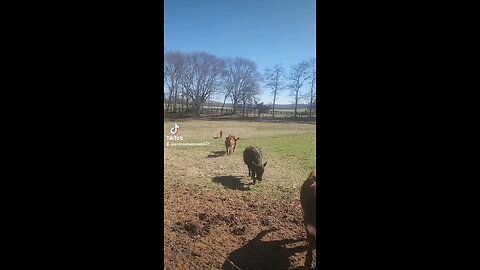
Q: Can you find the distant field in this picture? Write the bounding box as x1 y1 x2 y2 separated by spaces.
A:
164 119 316 200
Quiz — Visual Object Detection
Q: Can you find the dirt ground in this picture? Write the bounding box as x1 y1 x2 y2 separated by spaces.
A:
164 120 317 269
164 183 317 270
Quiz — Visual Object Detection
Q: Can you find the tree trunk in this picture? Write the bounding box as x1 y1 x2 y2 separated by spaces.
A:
231 97 237 115
166 98 171 114
294 91 298 118
174 86 178 112
165 91 171 113
194 102 201 116
272 91 277 118
180 91 184 116
221 94 228 116
309 100 313 118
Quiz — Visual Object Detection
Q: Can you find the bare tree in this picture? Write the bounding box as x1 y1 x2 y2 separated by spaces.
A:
239 74 261 117
264 64 285 117
301 58 316 118
220 58 234 115
180 52 225 116
287 61 311 118
307 58 316 117
164 51 186 113
222 57 259 115
163 47 170 112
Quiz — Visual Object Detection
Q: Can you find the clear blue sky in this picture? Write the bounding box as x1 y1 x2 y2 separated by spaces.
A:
164 0 316 104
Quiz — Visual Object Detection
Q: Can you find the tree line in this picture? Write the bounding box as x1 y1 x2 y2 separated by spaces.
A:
164 50 316 118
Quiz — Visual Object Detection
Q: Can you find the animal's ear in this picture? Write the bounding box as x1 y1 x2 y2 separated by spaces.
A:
263 162 267 167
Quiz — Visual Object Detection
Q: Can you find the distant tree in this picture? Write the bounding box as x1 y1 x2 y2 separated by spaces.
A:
255 102 270 115
239 74 261 117
222 57 260 115
164 51 169 110
312 96 316 115
180 52 225 116
303 58 316 118
164 51 186 113
264 64 285 117
287 61 311 118
252 98 257 117
220 57 235 115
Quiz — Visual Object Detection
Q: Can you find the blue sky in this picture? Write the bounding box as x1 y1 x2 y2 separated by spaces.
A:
164 0 316 104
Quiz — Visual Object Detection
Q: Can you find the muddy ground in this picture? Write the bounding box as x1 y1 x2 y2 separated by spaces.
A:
164 183 317 270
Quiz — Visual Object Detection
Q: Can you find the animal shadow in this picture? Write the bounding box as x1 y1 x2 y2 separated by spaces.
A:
222 228 311 270
207 150 226 158
212 176 250 191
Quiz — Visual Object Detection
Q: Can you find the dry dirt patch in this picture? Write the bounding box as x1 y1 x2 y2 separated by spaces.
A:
164 184 317 270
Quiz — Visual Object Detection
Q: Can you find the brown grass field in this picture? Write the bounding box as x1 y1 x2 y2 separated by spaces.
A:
164 119 317 269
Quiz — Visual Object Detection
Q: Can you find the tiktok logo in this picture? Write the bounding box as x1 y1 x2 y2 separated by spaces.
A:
170 123 180 135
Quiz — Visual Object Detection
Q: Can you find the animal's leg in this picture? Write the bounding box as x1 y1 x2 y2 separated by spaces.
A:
305 246 313 268
304 227 314 268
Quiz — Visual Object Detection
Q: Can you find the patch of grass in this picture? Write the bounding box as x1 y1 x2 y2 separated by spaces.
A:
164 120 316 200
238 133 316 173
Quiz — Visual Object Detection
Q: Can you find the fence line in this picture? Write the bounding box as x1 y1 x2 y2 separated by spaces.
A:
164 106 316 118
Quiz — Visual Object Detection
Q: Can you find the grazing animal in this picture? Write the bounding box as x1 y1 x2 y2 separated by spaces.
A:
220 130 223 138
225 134 239 140
243 145 267 184
300 169 316 268
225 135 239 156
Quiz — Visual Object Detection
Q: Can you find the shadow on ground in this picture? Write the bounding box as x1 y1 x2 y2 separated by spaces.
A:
207 150 226 158
222 228 313 270
212 176 250 191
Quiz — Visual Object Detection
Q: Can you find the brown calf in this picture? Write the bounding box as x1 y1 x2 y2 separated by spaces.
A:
225 135 239 156
300 169 316 268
